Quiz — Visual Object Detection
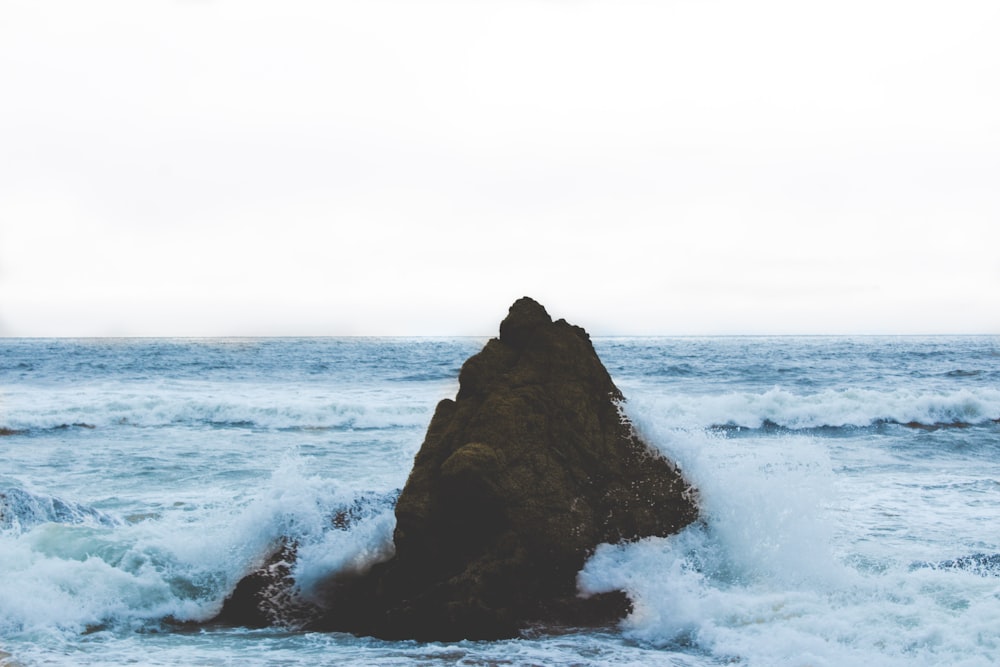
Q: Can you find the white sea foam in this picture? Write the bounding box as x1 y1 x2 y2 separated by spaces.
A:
582 527 1000 667
0 381 443 432
575 402 1000 666
623 386 1000 430
7 382 996 434
0 454 396 640
293 504 396 595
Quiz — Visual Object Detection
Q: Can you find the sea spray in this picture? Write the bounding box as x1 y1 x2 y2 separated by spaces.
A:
578 398 1000 667
292 497 396 595
0 452 400 640
578 420 847 642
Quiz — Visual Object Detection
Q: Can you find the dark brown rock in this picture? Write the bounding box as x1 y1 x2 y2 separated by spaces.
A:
310 297 698 640
213 298 698 640
214 540 318 629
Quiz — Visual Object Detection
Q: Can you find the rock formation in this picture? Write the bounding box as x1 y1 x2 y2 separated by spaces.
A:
217 297 698 640
214 539 319 628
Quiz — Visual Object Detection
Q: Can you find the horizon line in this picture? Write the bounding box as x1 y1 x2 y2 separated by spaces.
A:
2 332 996 340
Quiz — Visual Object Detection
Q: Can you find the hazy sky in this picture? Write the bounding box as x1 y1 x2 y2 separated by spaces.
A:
1 0 998 336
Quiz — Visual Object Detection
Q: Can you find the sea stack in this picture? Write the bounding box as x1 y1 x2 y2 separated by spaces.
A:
311 297 698 639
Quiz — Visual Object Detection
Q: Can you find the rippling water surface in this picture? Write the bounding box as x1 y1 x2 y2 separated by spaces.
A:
2 335 999 666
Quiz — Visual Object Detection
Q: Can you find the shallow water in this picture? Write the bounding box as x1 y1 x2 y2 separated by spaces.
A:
2 335 999 666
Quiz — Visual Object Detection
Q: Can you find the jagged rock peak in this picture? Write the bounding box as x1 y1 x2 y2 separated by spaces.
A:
498 296 554 347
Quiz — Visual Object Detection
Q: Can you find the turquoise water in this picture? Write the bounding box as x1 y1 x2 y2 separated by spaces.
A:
2 336 999 666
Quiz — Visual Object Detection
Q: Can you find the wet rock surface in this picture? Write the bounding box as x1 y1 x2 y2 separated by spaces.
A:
215 540 318 629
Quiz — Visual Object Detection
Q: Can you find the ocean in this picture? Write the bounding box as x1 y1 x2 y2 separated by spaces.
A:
1 335 999 666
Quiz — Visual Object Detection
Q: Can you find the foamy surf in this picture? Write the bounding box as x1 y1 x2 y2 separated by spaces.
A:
623 386 1000 431
0 381 442 433
574 402 1000 667
0 456 398 642
2 335 998 666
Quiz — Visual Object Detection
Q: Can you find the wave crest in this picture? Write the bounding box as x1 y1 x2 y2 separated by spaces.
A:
0 487 121 536
629 387 1000 431
0 388 438 433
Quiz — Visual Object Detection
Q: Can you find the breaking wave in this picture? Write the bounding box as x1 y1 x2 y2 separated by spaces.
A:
0 487 122 536
626 386 1000 431
0 458 398 639
0 384 441 433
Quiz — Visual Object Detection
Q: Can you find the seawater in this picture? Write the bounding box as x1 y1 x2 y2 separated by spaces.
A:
1 336 999 667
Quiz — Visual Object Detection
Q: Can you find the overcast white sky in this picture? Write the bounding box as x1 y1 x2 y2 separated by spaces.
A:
1 0 998 336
